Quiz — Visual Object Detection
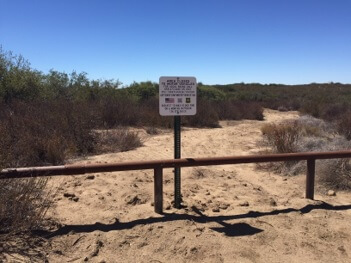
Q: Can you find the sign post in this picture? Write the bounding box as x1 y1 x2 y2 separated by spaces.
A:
174 115 181 208
159 76 197 208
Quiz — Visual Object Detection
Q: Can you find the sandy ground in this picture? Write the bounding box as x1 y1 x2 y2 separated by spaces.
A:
5 109 351 262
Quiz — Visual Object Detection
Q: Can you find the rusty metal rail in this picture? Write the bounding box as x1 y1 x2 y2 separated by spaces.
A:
1 150 351 214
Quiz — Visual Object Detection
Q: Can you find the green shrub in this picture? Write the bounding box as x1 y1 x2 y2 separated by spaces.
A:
127 81 158 101
198 86 226 101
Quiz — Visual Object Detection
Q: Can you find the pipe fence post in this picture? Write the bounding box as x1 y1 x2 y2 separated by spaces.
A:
306 158 315 200
154 167 163 214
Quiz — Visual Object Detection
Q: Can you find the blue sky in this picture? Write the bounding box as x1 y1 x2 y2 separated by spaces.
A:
1 0 350 85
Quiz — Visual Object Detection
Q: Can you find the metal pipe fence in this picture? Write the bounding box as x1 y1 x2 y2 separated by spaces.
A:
1 150 351 214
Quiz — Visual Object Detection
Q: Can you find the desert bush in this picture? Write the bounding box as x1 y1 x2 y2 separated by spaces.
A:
300 100 323 118
260 121 302 174
97 95 140 128
214 100 264 121
198 85 226 101
277 106 289 112
127 81 158 101
296 115 335 138
0 177 52 234
0 100 96 167
95 128 143 153
318 158 351 190
261 121 301 153
306 137 351 190
286 136 351 176
320 103 348 121
183 99 220 128
138 97 173 128
242 102 264 120
260 115 351 187
136 98 263 128
337 111 351 140
145 126 159 135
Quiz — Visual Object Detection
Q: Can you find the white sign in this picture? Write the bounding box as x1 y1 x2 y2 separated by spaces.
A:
159 76 197 116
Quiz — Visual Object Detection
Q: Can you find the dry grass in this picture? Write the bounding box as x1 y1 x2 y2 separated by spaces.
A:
259 115 351 190
318 158 351 190
95 128 143 153
337 111 351 140
215 100 264 121
0 177 53 234
261 121 301 153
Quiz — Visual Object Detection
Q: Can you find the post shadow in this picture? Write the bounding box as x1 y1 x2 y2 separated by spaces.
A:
35 201 351 239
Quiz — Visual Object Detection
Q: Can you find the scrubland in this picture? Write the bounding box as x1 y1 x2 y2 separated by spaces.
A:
1 48 351 262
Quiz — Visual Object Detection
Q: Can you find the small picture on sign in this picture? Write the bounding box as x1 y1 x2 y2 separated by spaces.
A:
165 98 175 103
177 98 183 103
186 98 191 103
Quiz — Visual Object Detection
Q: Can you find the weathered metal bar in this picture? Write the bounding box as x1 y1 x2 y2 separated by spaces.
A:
1 150 351 179
306 159 316 200
154 167 163 214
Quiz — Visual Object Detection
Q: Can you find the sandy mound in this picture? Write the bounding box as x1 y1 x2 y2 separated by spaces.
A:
7 109 351 262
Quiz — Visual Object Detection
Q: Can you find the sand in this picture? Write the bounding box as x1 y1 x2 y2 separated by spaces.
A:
7 109 351 262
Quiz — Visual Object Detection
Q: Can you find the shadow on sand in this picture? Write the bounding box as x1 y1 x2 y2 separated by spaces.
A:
36 201 351 239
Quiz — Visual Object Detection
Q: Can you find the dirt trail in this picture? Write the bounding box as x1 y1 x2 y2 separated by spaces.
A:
15 109 351 263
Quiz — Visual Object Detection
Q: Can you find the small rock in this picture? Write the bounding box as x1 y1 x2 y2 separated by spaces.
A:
137 242 148 249
165 204 171 210
338 246 346 254
239 201 249 207
327 190 336 196
86 175 95 180
53 250 63 255
126 195 146 205
63 192 75 198
72 197 79 202
219 203 230 210
119 240 130 247
269 198 277 206
190 246 198 253
212 207 220 212
242 183 248 187
283 178 288 181
73 182 82 187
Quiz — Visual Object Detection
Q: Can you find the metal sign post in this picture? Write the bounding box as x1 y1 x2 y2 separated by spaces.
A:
159 76 197 209
174 115 181 208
